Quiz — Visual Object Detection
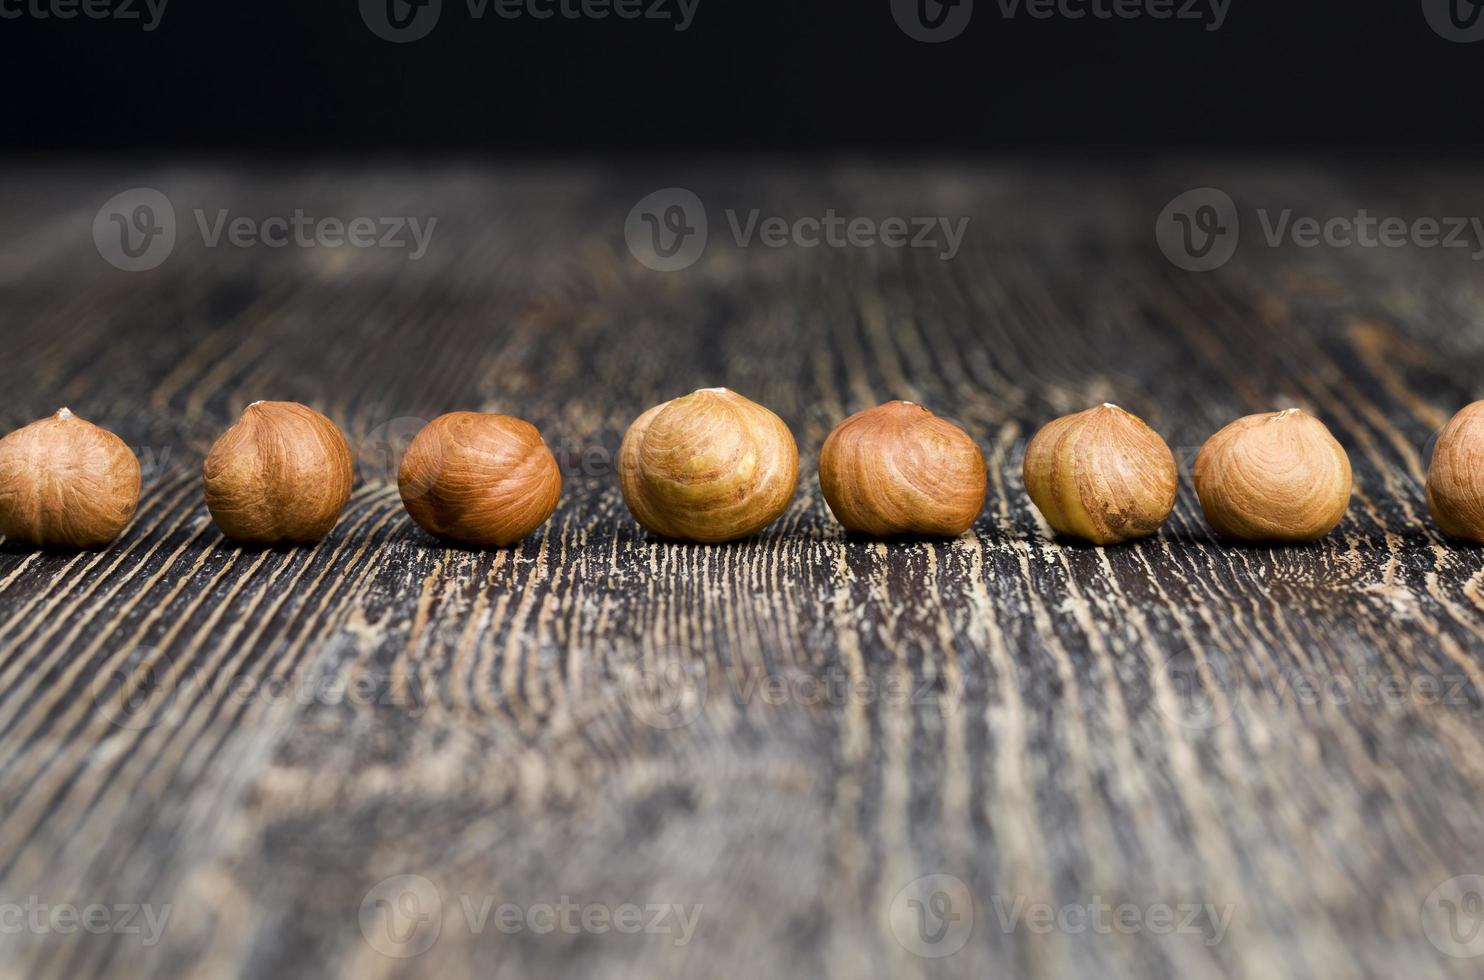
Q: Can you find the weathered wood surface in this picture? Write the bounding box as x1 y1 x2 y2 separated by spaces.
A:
1 163 1484 979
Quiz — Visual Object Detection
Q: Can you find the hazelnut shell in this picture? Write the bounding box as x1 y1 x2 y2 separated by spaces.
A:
1426 400 1484 543
398 412 561 548
0 408 141 549
1193 409 1351 542
619 388 799 544
203 401 354 545
819 401 985 537
1022 403 1177 546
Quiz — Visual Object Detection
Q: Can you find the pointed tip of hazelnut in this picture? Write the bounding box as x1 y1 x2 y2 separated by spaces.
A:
696 387 729 395
1092 403 1134 422
54 407 74 420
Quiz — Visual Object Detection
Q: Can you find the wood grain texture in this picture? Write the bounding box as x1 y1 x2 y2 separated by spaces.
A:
1 162 1484 979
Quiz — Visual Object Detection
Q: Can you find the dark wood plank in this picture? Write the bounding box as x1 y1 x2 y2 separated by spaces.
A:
1 162 1482 979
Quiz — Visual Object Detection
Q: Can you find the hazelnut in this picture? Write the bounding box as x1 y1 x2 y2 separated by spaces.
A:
818 401 985 537
0 408 141 549
1193 409 1351 542
619 388 798 543
1426 400 1484 543
1023 404 1177 545
398 412 561 548
203 401 354 545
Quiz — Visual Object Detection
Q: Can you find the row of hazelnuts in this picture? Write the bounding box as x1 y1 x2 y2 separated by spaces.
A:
5 390 1484 550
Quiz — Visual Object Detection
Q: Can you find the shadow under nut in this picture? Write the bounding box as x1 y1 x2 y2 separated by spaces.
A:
398 412 561 548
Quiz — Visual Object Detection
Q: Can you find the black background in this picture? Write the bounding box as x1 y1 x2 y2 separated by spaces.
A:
0 0 1475 154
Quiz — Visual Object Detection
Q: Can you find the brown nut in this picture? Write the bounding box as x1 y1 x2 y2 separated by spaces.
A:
1023 403 1177 545
203 401 354 545
619 388 798 544
0 408 141 549
818 401 985 537
398 412 561 548
1426 400 1484 543
1193 408 1351 542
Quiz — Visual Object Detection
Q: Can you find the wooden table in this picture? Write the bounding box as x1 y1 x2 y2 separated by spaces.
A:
2 163 1483 979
